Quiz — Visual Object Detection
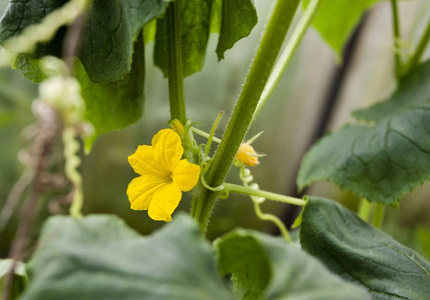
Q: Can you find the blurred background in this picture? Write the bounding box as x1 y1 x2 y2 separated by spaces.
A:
1 0 429 259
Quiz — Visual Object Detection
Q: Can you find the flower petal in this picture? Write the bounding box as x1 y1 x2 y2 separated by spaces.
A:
152 129 183 171
128 145 169 176
172 159 201 191
148 183 182 222
127 176 167 210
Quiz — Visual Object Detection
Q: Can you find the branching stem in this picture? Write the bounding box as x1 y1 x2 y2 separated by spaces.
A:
192 0 301 233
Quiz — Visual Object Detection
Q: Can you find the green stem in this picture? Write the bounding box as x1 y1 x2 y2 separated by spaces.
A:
254 201 292 243
253 0 322 121
357 198 372 222
166 1 186 124
390 0 402 78
191 127 222 143
192 0 300 233
404 18 430 75
224 183 306 206
205 111 224 157
372 204 385 228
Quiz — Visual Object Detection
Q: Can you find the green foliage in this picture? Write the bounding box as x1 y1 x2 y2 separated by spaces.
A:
304 0 380 58
354 61 430 121
0 0 171 83
214 0 258 60
154 0 258 77
297 61 430 206
8 54 47 83
75 35 145 144
300 197 430 300
21 214 235 300
215 229 370 300
0 259 27 299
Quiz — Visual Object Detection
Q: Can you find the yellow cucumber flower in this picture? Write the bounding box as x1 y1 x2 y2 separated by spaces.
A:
236 143 259 167
127 129 200 222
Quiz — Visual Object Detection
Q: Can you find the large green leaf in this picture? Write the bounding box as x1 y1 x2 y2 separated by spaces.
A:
304 0 380 58
21 214 235 300
215 229 369 300
354 61 430 121
75 34 145 143
0 259 27 299
300 197 430 300
297 61 430 206
154 0 258 77
0 0 172 83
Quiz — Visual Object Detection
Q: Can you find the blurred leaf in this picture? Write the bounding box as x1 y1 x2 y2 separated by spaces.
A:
0 0 172 83
304 0 380 59
215 229 369 300
8 54 47 83
21 214 235 300
416 227 430 260
75 35 145 145
300 197 430 300
298 61 430 206
154 0 257 77
0 259 27 299
354 61 430 121
214 0 258 60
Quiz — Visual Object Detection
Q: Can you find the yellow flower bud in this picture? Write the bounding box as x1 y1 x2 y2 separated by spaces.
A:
236 143 259 167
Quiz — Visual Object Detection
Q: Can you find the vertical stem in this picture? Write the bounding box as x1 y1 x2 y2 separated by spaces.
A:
166 1 186 124
253 0 323 121
357 198 372 222
404 19 430 75
390 0 402 78
192 0 301 233
372 204 385 228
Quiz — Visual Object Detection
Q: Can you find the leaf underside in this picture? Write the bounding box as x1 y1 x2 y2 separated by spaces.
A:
303 0 380 58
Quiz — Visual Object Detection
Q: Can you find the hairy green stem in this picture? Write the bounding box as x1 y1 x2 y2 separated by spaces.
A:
404 18 430 75
166 1 186 124
205 111 224 157
390 0 402 78
253 0 322 121
372 204 385 228
357 198 372 222
192 0 300 233
254 201 292 243
224 183 306 206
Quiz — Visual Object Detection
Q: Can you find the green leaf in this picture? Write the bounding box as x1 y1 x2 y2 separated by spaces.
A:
154 0 257 77
354 61 430 121
214 0 258 60
0 259 28 299
215 229 369 300
300 197 430 300
304 0 380 58
75 34 145 143
0 0 172 83
21 214 235 300
297 61 430 206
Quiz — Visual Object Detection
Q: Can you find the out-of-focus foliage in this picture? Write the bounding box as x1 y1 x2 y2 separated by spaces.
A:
304 0 380 58
215 229 369 299
21 214 235 299
298 60 430 207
